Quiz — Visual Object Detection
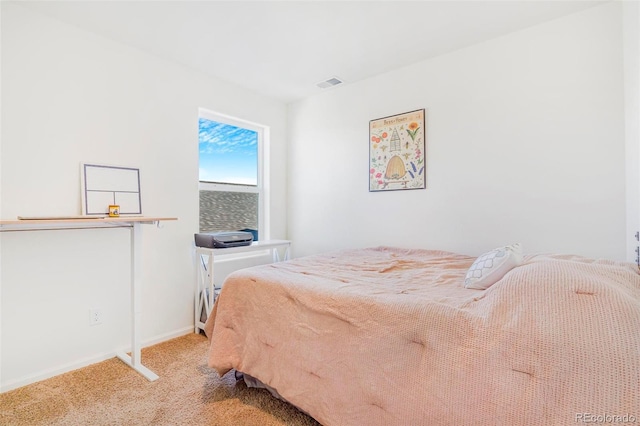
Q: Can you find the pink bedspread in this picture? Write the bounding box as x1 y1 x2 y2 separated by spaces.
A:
204 246 640 425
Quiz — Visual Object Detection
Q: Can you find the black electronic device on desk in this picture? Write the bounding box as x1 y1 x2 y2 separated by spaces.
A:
194 231 254 248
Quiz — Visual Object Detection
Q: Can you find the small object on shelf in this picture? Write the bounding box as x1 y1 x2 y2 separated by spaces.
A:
109 205 120 217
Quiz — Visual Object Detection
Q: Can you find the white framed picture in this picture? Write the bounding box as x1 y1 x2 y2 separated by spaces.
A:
369 109 426 192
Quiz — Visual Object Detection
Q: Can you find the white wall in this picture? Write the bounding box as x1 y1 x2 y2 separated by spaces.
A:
0 0 4 395
624 0 640 264
0 3 288 390
288 2 627 260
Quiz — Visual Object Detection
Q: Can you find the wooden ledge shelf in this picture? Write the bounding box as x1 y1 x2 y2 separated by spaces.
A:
0 216 176 232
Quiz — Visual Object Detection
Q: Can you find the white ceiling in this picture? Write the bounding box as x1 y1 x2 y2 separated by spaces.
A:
17 0 606 104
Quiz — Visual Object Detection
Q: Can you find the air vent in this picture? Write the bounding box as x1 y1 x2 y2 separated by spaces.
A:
316 77 343 89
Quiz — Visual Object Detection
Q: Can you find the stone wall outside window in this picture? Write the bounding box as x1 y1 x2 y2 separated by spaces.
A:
199 190 258 234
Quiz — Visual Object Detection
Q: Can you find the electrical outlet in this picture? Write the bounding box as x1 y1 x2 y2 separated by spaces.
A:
90 308 103 326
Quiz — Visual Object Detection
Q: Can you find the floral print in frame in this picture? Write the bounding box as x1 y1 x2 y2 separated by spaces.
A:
369 109 426 192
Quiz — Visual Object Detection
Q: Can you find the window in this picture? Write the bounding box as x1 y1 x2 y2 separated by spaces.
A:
198 109 267 240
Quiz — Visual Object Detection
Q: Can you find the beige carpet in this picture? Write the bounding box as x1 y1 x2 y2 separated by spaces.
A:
0 333 320 426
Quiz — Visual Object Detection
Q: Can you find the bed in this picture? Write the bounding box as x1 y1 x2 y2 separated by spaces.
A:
204 246 640 425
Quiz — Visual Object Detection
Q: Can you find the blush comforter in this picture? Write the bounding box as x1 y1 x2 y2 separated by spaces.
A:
204 246 640 425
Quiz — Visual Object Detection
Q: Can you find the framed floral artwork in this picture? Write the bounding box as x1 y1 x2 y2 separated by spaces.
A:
369 109 426 192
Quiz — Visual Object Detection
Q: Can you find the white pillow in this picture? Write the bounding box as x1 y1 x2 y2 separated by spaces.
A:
464 243 523 290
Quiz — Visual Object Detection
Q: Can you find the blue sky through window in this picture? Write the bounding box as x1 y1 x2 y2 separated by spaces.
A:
199 118 258 185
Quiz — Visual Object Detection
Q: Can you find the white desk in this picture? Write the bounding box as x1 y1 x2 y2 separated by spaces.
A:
0 216 177 382
195 239 291 334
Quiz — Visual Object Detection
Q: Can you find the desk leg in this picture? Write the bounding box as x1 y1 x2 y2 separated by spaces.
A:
272 245 291 262
195 250 214 334
116 222 159 381
207 253 215 310
195 252 201 334
195 251 215 334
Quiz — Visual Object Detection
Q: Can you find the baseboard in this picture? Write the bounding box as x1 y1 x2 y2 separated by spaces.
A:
140 326 194 348
0 325 194 393
1 351 117 393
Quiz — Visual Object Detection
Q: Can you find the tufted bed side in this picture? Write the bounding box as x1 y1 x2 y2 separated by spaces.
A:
204 246 640 425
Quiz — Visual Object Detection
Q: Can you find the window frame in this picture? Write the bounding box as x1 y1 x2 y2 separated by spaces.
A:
198 108 269 240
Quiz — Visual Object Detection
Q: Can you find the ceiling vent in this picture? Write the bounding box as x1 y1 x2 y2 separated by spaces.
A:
316 77 343 89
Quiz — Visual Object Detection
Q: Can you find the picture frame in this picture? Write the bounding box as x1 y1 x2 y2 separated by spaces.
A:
80 163 142 215
369 109 426 192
